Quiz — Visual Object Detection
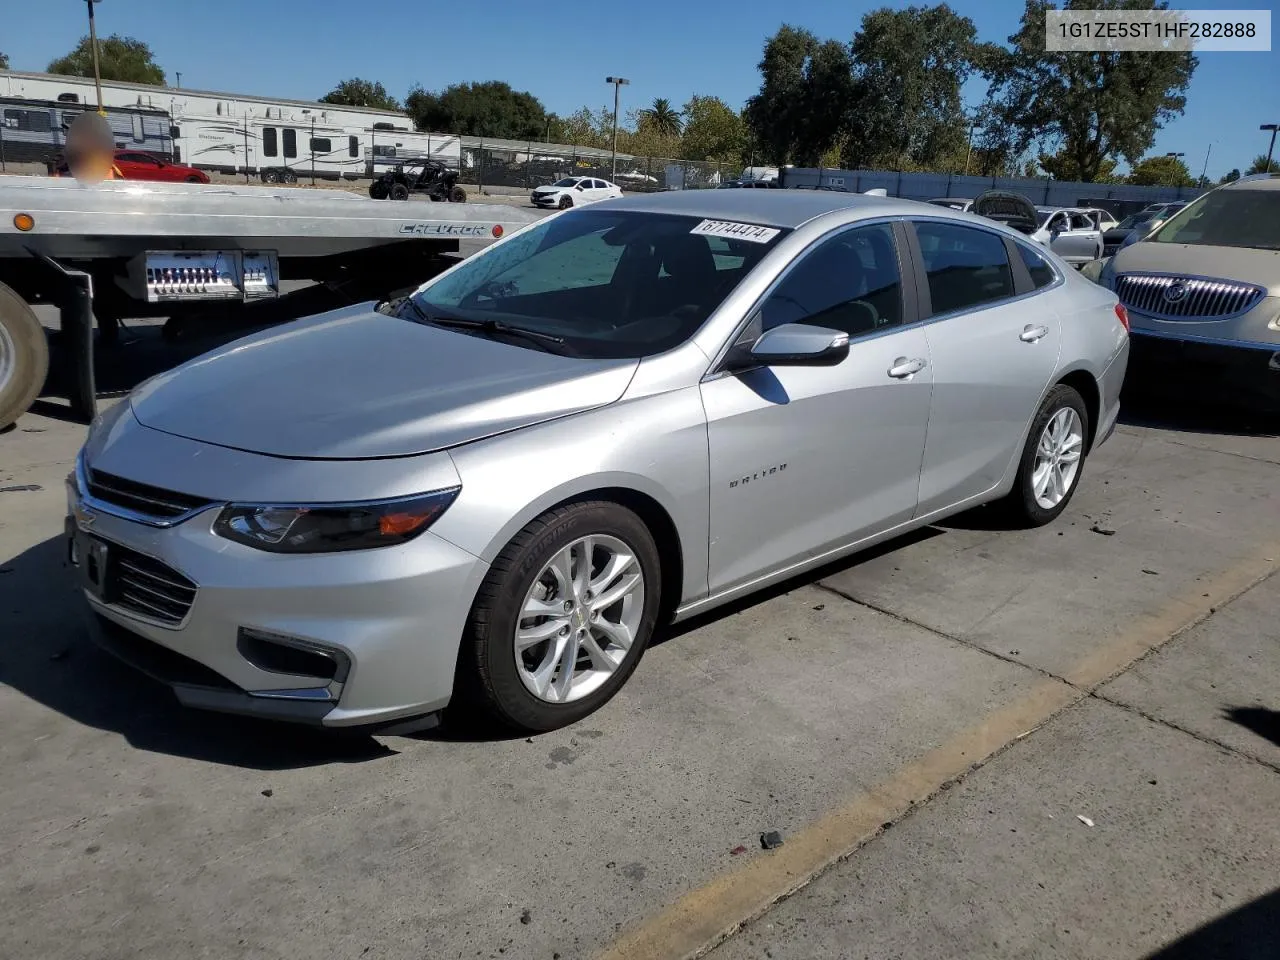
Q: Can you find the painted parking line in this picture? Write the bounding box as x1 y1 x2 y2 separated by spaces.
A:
595 545 1278 960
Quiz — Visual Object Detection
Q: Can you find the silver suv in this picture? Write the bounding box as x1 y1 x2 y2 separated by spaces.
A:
1098 175 1280 404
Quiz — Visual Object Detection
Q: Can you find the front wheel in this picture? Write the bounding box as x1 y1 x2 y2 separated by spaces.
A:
458 501 662 732
449 185 467 203
389 183 410 201
1001 384 1090 527
558 194 573 209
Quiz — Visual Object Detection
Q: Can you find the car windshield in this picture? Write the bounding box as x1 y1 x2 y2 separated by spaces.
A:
1148 190 1280 249
1036 210 1058 227
412 210 790 359
1116 214 1150 229
553 178 581 187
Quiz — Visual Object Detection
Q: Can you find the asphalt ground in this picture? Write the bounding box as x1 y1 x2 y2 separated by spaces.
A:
1 296 1278 960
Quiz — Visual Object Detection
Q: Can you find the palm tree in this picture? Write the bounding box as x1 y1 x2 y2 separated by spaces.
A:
1245 153 1279 175
639 98 682 138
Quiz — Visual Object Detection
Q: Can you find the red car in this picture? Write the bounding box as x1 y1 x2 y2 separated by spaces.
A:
53 150 211 183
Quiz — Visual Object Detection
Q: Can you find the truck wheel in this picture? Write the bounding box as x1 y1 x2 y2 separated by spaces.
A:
449 186 467 203
390 183 410 201
0 283 50 430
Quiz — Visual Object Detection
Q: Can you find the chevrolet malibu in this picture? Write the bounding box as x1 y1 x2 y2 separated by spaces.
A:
68 190 1130 733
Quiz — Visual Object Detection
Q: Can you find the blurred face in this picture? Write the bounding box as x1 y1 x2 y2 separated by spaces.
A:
65 113 116 184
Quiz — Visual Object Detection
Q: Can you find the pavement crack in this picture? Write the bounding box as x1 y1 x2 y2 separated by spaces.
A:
1161 438 1280 469
813 582 1071 686
1089 691 1280 776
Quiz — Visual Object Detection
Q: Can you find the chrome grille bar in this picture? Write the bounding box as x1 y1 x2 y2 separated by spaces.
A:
1115 274 1265 322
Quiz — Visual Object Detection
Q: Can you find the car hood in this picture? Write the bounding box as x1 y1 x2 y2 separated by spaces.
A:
533 186 567 193
1111 241 1280 293
128 303 639 460
971 190 1039 229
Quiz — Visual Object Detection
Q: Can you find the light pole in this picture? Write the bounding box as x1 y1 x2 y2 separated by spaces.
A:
85 0 105 116
1199 143 1212 184
605 76 629 180
1165 151 1185 188
176 72 182 88
1262 123 1279 173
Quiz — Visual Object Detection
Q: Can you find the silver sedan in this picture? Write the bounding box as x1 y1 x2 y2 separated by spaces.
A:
67 190 1130 733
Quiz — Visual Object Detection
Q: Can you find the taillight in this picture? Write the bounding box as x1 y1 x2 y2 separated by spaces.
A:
1114 303 1130 333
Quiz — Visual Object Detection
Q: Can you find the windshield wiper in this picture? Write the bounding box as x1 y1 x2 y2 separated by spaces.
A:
401 301 570 354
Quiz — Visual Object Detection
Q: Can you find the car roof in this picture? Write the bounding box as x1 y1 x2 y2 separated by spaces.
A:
1221 174 1280 191
599 188 925 229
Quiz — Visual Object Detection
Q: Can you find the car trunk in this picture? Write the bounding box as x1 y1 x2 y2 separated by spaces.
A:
971 190 1040 235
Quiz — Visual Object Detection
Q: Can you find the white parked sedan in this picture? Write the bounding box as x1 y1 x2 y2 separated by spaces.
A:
531 176 623 210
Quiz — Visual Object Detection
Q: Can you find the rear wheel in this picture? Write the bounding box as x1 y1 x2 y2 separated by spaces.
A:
369 181 388 200
457 501 662 732
281 169 298 184
1001 384 1090 527
261 169 280 184
449 185 467 203
389 183 410 201
558 194 573 209
0 283 49 430
185 175 203 183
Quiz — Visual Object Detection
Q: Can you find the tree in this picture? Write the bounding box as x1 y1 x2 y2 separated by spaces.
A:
405 81 548 139
1219 168 1241 184
1038 148 1122 182
48 35 165 85
843 5 990 172
981 0 1196 182
680 95 747 163
1127 154 1194 187
745 25 854 166
1245 154 1280 174
320 78 400 112
638 98 682 138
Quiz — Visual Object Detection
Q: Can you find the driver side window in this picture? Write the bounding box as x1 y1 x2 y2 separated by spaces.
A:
759 223 903 338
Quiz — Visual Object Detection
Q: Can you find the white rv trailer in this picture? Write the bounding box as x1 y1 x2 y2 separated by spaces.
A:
0 69 414 136
174 115 461 181
0 97 173 167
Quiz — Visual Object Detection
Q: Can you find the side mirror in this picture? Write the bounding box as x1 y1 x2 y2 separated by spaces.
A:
576 183 586 191
749 323 849 367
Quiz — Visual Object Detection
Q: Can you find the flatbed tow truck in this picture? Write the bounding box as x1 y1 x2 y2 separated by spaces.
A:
0 175 542 429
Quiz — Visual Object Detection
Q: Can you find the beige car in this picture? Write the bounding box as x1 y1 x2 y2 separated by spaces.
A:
1097 175 1280 405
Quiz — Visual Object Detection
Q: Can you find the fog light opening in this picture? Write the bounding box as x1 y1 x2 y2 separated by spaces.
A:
237 628 350 683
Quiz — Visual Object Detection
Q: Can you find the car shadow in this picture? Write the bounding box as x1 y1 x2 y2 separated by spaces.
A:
654 525 945 646
1120 375 1280 438
1222 706 1280 750
1142 886 1280 959
0 535 397 770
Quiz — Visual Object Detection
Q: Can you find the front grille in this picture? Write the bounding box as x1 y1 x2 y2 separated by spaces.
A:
87 468 216 520
112 547 198 625
1115 274 1266 322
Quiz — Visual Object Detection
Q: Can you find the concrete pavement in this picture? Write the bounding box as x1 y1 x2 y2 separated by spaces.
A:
1 361 1277 960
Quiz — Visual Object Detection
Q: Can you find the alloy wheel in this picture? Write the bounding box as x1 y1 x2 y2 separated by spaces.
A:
1032 407 1084 509
514 535 645 703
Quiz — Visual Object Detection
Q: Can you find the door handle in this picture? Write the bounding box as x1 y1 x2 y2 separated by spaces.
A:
888 357 927 379
1020 324 1049 343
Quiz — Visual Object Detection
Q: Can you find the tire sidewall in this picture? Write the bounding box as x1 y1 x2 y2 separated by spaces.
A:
558 195 572 209
1014 384 1090 526
0 283 50 430
470 503 661 731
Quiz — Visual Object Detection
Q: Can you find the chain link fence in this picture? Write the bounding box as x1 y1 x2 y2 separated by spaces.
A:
456 140 739 193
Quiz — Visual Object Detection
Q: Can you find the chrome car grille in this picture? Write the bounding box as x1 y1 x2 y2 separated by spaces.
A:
87 468 215 520
113 547 198 626
1115 274 1266 322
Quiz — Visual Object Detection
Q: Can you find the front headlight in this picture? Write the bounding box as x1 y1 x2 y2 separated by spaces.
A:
213 487 460 554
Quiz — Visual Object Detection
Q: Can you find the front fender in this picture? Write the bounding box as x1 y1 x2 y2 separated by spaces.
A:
429 387 712 607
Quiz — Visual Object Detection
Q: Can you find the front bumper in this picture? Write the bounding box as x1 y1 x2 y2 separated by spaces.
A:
1128 329 1280 401
66 472 489 729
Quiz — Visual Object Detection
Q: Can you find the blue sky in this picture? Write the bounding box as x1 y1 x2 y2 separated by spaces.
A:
4 0 1276 178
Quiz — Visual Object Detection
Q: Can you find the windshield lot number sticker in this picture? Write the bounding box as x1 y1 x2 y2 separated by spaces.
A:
690 220 780 244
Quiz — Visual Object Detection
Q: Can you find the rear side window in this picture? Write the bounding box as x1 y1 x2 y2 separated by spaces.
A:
349 135 359 158
282 128 297 158
1016 243 1056 290
914 221 1015 315
262 127 278 158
